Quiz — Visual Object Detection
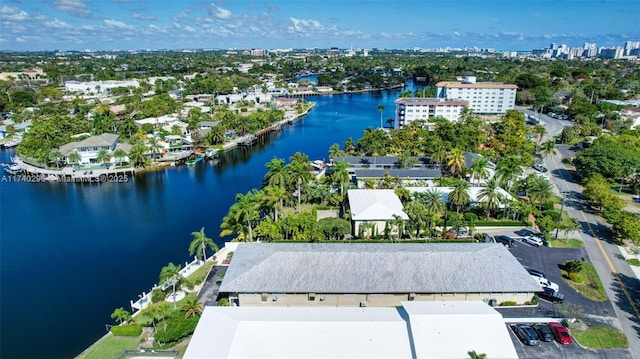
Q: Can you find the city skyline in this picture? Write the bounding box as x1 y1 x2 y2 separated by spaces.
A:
1 0 639 52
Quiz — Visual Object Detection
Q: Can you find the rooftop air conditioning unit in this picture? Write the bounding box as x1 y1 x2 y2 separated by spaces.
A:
360 301 367 307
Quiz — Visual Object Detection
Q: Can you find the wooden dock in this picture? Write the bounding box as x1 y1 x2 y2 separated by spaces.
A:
12 158 135 183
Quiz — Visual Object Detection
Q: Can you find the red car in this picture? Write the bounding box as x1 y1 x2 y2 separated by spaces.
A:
548 322 573 344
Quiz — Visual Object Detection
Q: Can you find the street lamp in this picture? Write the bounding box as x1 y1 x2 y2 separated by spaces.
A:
554 191 570 240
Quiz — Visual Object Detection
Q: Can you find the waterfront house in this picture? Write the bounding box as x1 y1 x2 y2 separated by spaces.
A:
218 242 542 307
347 189 409 237
185 301 518 359
59 133 128 165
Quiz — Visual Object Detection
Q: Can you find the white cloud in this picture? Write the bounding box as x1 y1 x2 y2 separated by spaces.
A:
53 0 91 18
104 19 135 30
1 5 29 21
16 36 25 42
45 19 72 29
184 26 196 33
208 4 232 20
289 17 324 34
132 10 155 21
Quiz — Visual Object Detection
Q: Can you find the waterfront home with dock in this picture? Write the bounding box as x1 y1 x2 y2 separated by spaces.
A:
58 133 128 165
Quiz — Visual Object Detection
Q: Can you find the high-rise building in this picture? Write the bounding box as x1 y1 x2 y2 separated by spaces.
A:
435 76 517 115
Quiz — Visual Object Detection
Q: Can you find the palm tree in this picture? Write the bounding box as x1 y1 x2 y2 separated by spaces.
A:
286 160 311 213
430 144 448 171
49 149 63 169
539 140 557 160
404 200 428 238
110 307 131 325
261 185 289 222
449 179 471 213
96 148 111 164
420 188 446 237
128 143 148 168
330 161 351 196
468 350 487 359
264 157 287 188
189 227 218 263
154 302 171 331
68 151 81 166
495 156 523 191
180 296 203 319
147 137 162 160
159 262 182 309
477 176 503 219
469 157 491 187
447 148 467 178
530 176 554 210
377 103 385 129
533 125 547 146
112 148 127 167
328 143 344 159
234 190 261 242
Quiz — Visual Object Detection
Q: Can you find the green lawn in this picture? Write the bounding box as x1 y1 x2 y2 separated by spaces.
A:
547 238 584 248
561 262 607 301
79 335 139 359
627 258 640 266
189 261 214 283
572 325 629 349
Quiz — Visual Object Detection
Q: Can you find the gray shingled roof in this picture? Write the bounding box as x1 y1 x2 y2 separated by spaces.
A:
353 168 441 179
333 156 432 167
219 243 541 294
76 133 118 148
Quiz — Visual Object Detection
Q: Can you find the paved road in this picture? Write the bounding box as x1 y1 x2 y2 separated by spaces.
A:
532 113 640 358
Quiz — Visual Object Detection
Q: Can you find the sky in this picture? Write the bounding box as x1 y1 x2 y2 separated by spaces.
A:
1 0 639 52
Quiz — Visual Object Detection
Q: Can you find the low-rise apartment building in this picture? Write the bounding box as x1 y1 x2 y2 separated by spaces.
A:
394 97 468 129
219 243 542 308
436 76 517 114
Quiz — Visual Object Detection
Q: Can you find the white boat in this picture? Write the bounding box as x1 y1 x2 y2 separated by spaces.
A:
2 140 21 148
45 174 59 182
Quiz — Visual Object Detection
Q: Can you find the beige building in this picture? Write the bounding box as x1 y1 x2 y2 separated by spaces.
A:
436 76 517 114
219 243 542 307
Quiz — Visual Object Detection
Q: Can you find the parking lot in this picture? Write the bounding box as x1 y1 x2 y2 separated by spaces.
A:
480 227 632 358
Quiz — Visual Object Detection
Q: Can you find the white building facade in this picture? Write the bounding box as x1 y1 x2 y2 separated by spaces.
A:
436 76 517 114
394 98 468 129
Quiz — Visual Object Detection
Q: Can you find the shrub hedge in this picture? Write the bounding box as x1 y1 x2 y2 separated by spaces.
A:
473 220 524 227
111 324 142 337
499 301 518 306
154 311 199 345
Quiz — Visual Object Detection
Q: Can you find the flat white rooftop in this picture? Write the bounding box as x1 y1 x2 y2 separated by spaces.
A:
184 301 518 359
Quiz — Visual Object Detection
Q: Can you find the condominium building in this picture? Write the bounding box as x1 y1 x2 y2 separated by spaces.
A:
435 76 517 114
394 97 468 129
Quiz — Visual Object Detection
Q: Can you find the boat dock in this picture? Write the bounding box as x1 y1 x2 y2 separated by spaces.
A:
239 134 258 146
8 158 135 183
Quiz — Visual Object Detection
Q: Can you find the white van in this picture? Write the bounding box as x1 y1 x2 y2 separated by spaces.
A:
531 275 559 292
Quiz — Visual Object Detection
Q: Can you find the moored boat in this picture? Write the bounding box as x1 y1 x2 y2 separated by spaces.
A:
186 157 203 166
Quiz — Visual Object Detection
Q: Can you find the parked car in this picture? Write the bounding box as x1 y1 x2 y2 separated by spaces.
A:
512 324 540 346
538 287 565 303
495 235 516 248
527 268 546 278
531 275 560 292
548 322 573 345
448 227 468 236
569 144 584 151
532 163 548 172
532 323 555 342
523 235 544 247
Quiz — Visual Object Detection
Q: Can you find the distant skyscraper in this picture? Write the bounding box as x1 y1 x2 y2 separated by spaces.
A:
624 41 640 55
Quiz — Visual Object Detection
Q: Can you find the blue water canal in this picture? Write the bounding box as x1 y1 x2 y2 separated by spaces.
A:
0 81 420 358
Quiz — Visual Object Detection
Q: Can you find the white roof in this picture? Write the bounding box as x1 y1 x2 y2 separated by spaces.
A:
184 301 518 359
347 189 409 220
403 301 519 359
